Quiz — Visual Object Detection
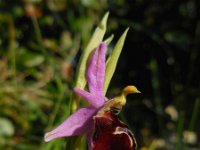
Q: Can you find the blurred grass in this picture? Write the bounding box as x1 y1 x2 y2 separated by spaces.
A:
0 0 200 150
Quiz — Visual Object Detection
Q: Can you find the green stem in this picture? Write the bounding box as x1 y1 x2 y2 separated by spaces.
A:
47 76 66 129
175 111 185 150
150 59 163 135
29 3 47 58
8 15 17 88
188 98 200 131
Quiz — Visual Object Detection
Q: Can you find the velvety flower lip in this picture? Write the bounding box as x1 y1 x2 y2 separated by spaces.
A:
91 85 139 150
44 42 107 142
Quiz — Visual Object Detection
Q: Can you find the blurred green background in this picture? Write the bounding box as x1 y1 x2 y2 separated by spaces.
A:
0 0 199 150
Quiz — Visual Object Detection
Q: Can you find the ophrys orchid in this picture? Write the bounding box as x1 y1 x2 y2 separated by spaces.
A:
44 42 139 150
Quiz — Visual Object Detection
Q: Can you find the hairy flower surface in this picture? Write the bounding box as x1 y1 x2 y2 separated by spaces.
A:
44 42 139 150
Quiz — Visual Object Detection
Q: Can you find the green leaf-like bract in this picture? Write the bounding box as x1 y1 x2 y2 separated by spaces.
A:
104 28 129 94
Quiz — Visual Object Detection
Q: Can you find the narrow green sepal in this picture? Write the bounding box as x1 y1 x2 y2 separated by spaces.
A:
104 28 129 94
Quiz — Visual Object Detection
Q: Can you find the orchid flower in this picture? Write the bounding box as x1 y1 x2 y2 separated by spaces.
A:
44 42 140 150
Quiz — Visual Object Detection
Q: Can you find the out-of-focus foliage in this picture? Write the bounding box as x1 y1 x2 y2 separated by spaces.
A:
0 0 199 150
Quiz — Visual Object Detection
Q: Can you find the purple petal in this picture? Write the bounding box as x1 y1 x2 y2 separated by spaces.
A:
86 42 106 97
44 106 96 142
74 88 105 108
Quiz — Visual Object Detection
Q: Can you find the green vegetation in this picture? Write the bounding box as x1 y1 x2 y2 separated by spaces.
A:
0 1 199 150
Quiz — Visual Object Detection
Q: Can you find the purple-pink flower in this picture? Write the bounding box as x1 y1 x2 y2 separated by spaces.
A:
44 42 108 145
44 42 139 150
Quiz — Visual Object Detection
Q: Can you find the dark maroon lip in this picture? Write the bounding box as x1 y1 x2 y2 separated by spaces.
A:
91 110 137 150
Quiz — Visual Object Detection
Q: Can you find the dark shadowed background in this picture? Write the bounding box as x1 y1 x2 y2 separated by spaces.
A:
0 0 199 150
